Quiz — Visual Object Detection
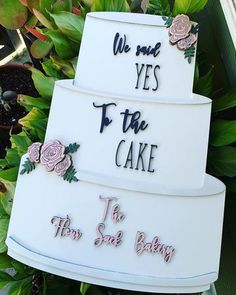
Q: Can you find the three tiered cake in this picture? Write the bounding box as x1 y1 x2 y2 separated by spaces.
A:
7 12 225 293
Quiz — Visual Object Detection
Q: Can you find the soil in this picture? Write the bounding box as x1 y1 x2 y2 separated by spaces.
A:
0 65 38 158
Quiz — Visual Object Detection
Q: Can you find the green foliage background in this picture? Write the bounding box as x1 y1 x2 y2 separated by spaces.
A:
0 0 235 294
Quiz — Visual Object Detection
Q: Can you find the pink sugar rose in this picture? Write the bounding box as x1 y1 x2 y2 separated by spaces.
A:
28 142 42 163
169 14 192 44
40 140 65 171
54 155 72 176
177 33 197 50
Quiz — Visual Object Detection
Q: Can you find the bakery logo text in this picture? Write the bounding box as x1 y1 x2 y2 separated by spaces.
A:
51 196 175 263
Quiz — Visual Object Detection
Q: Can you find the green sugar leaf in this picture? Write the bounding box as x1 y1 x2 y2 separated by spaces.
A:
65 143 80 154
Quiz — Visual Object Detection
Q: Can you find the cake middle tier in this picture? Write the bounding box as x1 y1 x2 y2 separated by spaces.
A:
45 80 211 190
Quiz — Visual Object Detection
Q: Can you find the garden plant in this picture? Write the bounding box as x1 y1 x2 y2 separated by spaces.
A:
0 0 236 294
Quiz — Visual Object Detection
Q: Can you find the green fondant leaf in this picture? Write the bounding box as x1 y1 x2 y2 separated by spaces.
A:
184 45 195 64
65 143 80 154
191 24 200 35
147 0 171 16
20 159 36 175
63 165 79 183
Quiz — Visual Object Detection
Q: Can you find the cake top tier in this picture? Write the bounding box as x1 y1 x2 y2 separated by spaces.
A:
74 12 198 101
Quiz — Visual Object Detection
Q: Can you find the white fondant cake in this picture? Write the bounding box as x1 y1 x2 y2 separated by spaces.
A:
7 12 225 294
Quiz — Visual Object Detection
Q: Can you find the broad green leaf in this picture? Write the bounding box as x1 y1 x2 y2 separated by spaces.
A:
0 159 7 169
194 65 214 97
19 108 48 141
0 168 18 182
26 0 40 10
0 149 20 168
30 39 53 59
208 146 236 177
11 261 28 276
212 84 236 112
45 30 78 59
18 95 51 111
210 119 236 147
52 0 72 13
33 8 54 29
82 0 93 7
40 0 57 16
51 55 75 78
10 131 32 156
30 67 57 98
42 60 66 79
0 217 9 253
130 0 142 12
0 179 16 215
25 14 38 28
0 200 6 216
50 11 84 42
69 56 78 72
0 253 12 269
91 0 130 12
0 0 28 29
173 0 208 15
147 0 171 16
80 282 90 295
0 270 14 282
6 277 32 295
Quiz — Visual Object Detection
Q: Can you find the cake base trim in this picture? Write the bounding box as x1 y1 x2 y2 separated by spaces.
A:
7 236 216 294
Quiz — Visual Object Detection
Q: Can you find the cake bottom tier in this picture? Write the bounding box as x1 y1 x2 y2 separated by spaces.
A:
7 158 225 294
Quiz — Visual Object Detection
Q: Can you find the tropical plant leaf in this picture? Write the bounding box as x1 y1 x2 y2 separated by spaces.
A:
1 276 33 295
50 11 85 42
0 270 14 283
52 0 72 13
210 119 236 147
10 132 33 157
130 0 142 12
194 65 214 97
0 179 15 215
0 217 9 253
91 0 130 12
173 0 208 15
30 39 53 59
0 168 18 182
18 95 51 111
26 0 40 11
24 14 38 28
51 55 76 78
63 166 79 183
80 282 90 295
208 146 236 177
45 30 78 59
0 149 20 169
0 0 28 29
42 60 66 79
0 253 12 269
19 108 48 142
33 8 54 29
147 0 171 16
40 0 57 17
30 67 57 98
65 143 80 154
212 84 236 112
